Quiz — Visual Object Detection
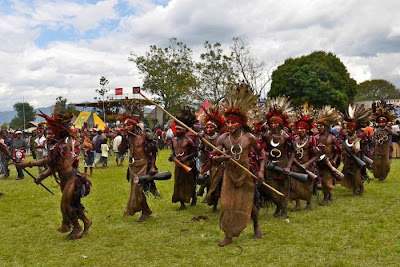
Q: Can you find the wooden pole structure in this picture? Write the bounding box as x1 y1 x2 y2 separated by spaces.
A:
138 92 284 197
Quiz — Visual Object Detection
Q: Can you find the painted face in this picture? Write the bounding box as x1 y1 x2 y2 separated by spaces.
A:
317 124 325 134
205 125 216 135
270 121 280 130
346 126 355 135
378 121 386 128
297 126 307 137
226 120 240 134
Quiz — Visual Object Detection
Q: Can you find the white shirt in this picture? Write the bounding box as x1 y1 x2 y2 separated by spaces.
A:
112 135 122 152
101 143 109 157
35 136 47 152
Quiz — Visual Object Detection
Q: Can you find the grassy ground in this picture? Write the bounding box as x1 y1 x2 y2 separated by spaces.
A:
0 149 399 266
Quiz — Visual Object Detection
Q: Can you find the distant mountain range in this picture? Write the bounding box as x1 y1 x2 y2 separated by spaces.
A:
0 106 54 125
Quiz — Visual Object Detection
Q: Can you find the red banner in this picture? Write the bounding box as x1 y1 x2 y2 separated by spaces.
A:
115 88 123 95
132 87 141 94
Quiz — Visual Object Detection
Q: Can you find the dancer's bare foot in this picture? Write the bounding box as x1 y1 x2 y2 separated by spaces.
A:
218 237 232 247
58 223 71 233
210 207 218 214
138 210 152 223
254 226 263 238
190 197 197 207
67 226 82 240
320 199 329 206
278 213 288 219
291 206 301 212
178 204 186 210
81 220 92 237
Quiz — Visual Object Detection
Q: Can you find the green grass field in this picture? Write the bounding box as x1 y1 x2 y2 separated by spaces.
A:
0 150 399 266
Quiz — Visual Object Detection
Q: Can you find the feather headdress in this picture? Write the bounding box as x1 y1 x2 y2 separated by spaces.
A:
122 114 141 125
372 101 396 123
315 105 342 127
37 111 74 140
221 83 260 126
175 106 196 130
121 99 143 116
294 103 315 131
121 100 144 130
266 96 294 127
248 104 267 132
201 104 225 130
344 104 372 129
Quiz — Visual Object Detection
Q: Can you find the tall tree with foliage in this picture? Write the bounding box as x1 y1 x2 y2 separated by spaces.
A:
269 51 357 111
231 36 273 97
9 102 36 129
355 79 400 101
54 96 80 116
195 41 236 105
129 38 197 114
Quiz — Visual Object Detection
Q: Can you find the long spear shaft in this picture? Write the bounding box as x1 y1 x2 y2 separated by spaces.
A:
138 92 284 197
11 158 55 195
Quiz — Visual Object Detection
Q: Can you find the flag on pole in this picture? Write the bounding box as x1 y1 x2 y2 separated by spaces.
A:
115 88 123 95
132 87 141 94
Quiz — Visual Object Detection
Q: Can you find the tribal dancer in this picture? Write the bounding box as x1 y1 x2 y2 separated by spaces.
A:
198 105 225 213
290 108 319 211
262 97 294 218
315 106 343 205
16 112 92 239
121 115 158 222
371 101 394 182
215 83 264 247
170 107 198 210
339 104 372 196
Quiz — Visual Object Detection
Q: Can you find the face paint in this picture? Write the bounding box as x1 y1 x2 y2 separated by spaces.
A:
317 124 325 134
226 120 240 134
271 121 280 129
205 125 216 135
378 122 386 128
297 126 306 137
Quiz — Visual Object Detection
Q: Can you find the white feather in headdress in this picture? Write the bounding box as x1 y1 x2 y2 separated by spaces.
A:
345 104 372 128
316 105 342 127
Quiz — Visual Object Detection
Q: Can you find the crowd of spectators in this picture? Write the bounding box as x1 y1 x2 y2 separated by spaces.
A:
0 123 173 181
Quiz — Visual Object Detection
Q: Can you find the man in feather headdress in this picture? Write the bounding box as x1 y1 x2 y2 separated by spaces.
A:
289 108 319 211
16 112 92 239
261 97 294 218
339 104 372 196
371 101 394 182
214 83 264 247
315 106 343 205
120 114 159 222
198 105 225 213
170 106 198 210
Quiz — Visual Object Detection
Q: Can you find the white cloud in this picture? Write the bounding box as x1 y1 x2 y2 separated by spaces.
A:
0 0 400 113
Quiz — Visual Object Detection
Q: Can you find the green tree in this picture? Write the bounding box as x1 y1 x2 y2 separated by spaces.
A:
54 96 80 116
195 41 236 105
1 123 8 130
269 51 357 111
9 102 36 129
355 79 400 101
129 38 197 114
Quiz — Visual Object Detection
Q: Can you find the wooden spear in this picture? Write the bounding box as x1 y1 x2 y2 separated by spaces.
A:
137 92 284 197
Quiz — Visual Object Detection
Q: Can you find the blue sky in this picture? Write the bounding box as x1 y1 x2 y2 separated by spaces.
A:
0 0 399 112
